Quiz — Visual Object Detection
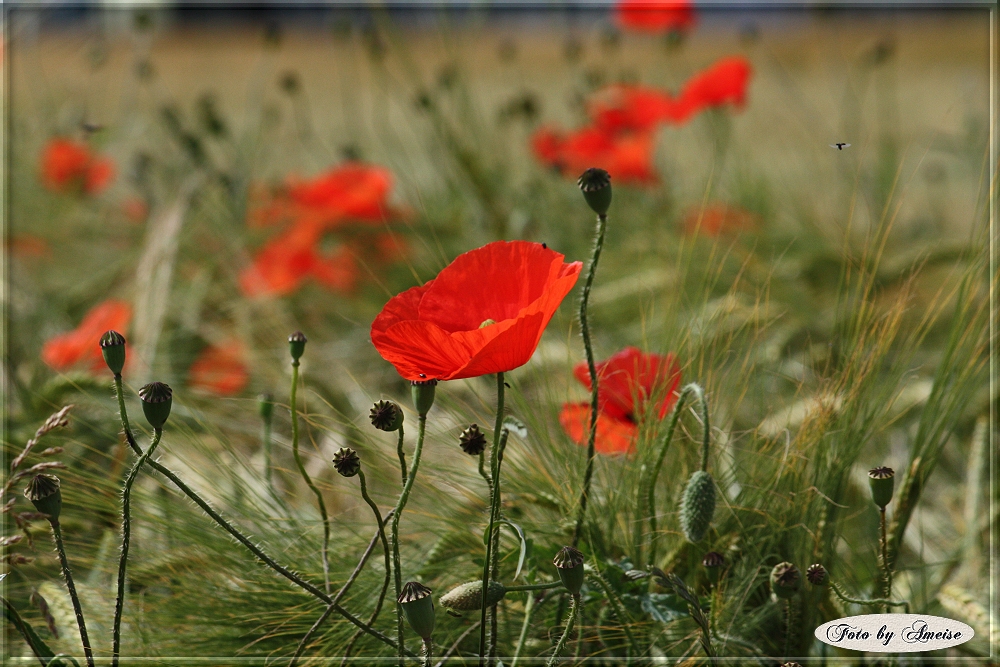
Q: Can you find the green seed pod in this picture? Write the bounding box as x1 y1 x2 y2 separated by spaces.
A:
258 392 274 422
868 466 895 509
439 580 507 612
24 474 62 521
553 546 585 595
369 400 404 432
138 382 172 429
577 167 612 216
288 331 307 362
806 563 828 587
332 447 361 478
398 581 435 640
459 424 487 456
99 330 126 375
410 379 437 416
702 551 725 584
770 562 801 599
679 470 716 543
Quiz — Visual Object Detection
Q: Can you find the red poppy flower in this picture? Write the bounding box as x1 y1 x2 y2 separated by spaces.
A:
683 203 756 236
7 234 51 258
676 56 753 121
40 138 115 195
616 0 696 34
531 126 658 185
286 162 397 227
42 300 132 373
559 347 681 455
371 240 582 381
588 84 685 133
239 222 361 297
188 341 250 396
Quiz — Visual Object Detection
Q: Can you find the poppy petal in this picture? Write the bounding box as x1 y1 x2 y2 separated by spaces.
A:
559 402 638 455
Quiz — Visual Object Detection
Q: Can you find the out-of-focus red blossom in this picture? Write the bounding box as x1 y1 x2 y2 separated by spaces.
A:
188 341 250 396
40 138 115 195
42 300 132 373
683 203 757 236
122 198 149 224
589 84 686 133
616 0 696 35
7 234 51 258
371 241 582 382
532 126 658 185
239 223 361 297
676 56 752 117
560 347 681 455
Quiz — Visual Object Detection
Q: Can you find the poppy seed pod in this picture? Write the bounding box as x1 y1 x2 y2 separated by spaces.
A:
553 545 586 595
332 448 361 478
679 470 716 543
138 382 172 429
99 330 126 375
459 424 487 456
868 466 895 509
24 474 62 521
806 563 828 587
770 562 801 599
258 392 274 422
439 580 507 612
577 167 612 216
702 551 725 584
410 379 437 416
288 331 307 361
398 581 435 640
369 400 404 432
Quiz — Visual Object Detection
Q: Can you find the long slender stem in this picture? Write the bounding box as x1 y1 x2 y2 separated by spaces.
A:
830 582 909 613
510 591 537 667
572 212 607 549
392 413 428 665
545 594 580 667
880 508 892 611
396 424 407 486
478 450 492 491
505 581 563 593
479 373 506 665
112 428 163 667
358 469 393 635
50 521 94 667
290 361 331 595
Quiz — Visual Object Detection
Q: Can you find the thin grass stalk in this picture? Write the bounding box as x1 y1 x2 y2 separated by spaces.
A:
112 427 163 667
510 592 536 667
49 520 94 667
479 373 505 665
262 410 273 496
545 594 580 667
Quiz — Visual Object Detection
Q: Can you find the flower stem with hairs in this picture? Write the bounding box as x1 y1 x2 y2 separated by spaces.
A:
546 593 580 667
831 582 909 613
49 520 94 667
880 507 892 610
479 373 506 665
396 425 407 485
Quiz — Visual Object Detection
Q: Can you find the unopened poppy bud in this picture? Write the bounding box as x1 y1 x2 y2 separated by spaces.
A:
138 382 172 429
398 581 435 640
370 400 404 432
868 466 895 509
577 167 612 216
770 562 801 599
702 551 725 584
439 580 507 612
258 393 274 422
410 379 437 416
332 448 361 478
459 424 487 456
679 470 716 543
553 546 585 595
288 331 307 362
99 330 127 375
23 474 62 521
806 563 828 587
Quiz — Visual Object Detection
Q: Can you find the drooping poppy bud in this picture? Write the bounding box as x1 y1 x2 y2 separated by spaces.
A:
370 400 404 432
679 470 716 543
806 563 828 587
577 167 612 216
398 581 435 640
99 330 126 375
702 551 725 584
553 545 586 595
332 447 361 478
410 379 437 416
24 474 62 521
288 331 307 361
770 562 801 599
138 382 172 429
459 424 487 456
439 580 507 612
868 466 895 509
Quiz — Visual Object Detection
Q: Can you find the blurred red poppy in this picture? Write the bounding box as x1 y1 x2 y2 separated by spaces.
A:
683 203 756 236
589 84 685 133
676 56 753 120
7 234 51 258
286 163 398 228
188 341 250 396
239 222 361 297
560 346 681 455
40 138 115 195
121 198 149 224
532 126 658 185
371 240 582 381
616 0 696 34
42 300 132 373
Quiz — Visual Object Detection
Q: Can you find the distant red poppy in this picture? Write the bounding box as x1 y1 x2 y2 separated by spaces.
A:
371 240 582 381
683 203 756 236
188 341 250 396
559 347 681 455
675 56 753 121
42 300 131 373
240 222 361 297
532 126 658 185
121 198 149 224
286 163 397 227
40 138 115 195
589 84 685 133
7 234 51 258
616 0 696 34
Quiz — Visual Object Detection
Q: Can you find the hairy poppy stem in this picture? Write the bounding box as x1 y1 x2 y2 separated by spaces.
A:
112 427 162 667
396 424 407 485
479 373 506 666
830 582 909 613
392 413 428 666
49 520 95 667
572 212 607 549
289 360 332 596
545 593 580 667
880 508 892 611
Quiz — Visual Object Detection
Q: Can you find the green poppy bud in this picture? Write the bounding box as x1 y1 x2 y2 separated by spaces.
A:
99 330 127 375
577 167 612 217
702 551 725 584
258 392 274 422
138 382 172 429
332 447 361 478
439 580 507 612
553 545 585 595
369 400 404 432
288 331 307 362
410 379 437 416
868 466 895 509
24 474 62 521
770 562 801 600
398 581 435 640
679 470 716 543
459 424 487 456
806 563 828 587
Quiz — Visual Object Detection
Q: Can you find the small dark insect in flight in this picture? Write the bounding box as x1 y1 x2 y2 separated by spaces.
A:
830 143 851 150
504 382 511 388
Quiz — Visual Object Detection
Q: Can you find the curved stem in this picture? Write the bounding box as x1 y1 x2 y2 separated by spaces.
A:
587 570 639 658
392 413 428 665
396 424 407 486
545 593 580 667
478 450 492 491
572 212 607 549
505 581 563 593
831 582 909 614
290 361 331 595
358 469 393 639
112 428 163 667
479 373 506 665
50 521 94 667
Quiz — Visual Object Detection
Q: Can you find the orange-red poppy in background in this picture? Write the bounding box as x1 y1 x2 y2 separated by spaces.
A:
683 203 757 236
371 240 582 382
616 0 696 35
40 138 115 195
675 56 753 120
560 346 681 455
42 299 132 373
532 126 658 185
188 341 250 396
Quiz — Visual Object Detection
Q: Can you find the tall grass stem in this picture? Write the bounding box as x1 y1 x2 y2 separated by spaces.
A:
50 520 94 667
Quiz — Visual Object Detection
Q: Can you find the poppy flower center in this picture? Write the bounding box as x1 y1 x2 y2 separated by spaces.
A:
479 319 497 328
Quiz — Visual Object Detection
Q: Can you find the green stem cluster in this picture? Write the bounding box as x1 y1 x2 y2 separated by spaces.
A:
478 373 506 665
392 413 428 664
